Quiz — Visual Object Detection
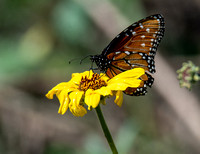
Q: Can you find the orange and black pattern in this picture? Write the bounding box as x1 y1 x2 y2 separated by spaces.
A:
91 14 165 96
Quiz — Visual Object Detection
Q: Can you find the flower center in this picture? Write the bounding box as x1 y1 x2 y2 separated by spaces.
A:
79 73 107 91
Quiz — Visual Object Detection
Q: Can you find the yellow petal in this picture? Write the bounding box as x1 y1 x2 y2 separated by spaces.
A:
72 70 93 78
71 70 94 84
46 90 54 99
57 90 70 115
114 91 123 107
69 102 87 117
85 89 101 110
61 97 70 114
70 73 83 84
52 82 74 90
70 90 84 102
46 82 77 115
69 91 86 117
56 90 66 112
46 82 77 99
95 87 113 96
108 68 145 84
100 73 110 81
107 79 142 91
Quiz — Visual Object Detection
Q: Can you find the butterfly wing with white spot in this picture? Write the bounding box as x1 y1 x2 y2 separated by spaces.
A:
103 14 165 96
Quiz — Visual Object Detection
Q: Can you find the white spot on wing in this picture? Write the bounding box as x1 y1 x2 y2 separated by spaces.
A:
141 43 145 47
125 51 130 55
115 51 121 54
141 35 145 38
132 31 136 35
146 28 150 33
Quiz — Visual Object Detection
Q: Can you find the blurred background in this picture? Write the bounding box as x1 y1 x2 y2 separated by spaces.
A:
0 0 200 153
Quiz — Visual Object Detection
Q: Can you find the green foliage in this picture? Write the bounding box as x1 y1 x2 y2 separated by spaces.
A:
52 0 90 44
44 143 76 154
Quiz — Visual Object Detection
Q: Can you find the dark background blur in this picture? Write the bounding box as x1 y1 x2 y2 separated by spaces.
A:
0 0 200 154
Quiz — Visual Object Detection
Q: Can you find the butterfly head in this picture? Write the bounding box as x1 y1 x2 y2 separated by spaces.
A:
90 54 111 72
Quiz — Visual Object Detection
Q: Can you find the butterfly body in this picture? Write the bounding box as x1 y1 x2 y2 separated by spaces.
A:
91 14 165 96
90 54 111 71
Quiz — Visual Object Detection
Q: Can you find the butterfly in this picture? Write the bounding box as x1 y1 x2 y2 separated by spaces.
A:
90 14 165 96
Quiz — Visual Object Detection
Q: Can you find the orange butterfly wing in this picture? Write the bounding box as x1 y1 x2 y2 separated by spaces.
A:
104 14 165 95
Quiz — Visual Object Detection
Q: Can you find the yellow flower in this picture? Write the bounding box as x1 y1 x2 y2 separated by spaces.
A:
46 68 145 117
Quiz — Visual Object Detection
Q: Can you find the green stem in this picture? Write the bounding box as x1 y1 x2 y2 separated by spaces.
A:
95 105 118 154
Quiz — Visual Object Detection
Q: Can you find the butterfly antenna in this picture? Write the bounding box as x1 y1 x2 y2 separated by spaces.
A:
69 58 81 64
80 55 91 64
69 55 91 64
